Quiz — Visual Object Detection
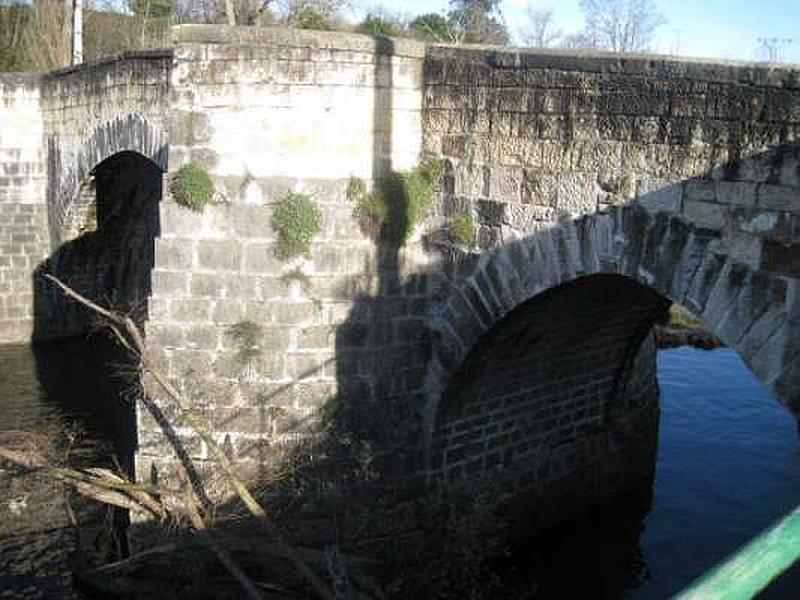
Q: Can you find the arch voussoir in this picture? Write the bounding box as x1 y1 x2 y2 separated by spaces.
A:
50 113 167 245
683 248 727 316
698 260 749 334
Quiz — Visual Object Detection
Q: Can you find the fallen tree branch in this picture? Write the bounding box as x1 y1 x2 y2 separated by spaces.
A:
44 273 335 600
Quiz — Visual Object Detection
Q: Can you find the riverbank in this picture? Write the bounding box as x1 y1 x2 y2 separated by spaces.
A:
654 304 723 350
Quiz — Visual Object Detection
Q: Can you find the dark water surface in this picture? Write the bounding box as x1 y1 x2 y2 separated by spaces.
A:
518 346 800 598
0 338 134 598
637 347 800 598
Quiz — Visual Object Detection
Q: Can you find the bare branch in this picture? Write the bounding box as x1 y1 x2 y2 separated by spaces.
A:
42 273 335 600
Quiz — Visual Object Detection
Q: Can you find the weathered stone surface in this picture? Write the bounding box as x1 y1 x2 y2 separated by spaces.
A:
3 28 798 526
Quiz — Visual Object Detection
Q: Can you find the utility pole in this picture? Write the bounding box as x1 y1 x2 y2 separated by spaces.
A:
72 0 83 65
757 37 792 62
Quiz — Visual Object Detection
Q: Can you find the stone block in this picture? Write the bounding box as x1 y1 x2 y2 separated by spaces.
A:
243 243 283 274
190 273 224 297
758 184 799 213
684 179 716 203
198 239 242 271
718 181 757 206
287 352 331 380
152 270 189 297
296 325 334 350
155 238 194 270
184 324 220 349
170 298 212 323
229 204 273 238
636 178 682 215
146 323 185 348
683 200 727 230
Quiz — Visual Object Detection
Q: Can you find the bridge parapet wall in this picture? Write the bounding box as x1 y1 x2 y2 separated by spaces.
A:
0 75 48 343
423 46 800 276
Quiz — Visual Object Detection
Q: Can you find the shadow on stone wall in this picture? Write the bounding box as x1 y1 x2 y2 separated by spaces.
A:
32 150 163 341
322 137 799 522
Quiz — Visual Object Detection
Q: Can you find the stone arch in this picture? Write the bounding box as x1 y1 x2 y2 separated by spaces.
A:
48 113 168 246
423 204 798 464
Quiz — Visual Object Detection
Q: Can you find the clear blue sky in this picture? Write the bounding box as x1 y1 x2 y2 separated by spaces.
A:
350 0 799 63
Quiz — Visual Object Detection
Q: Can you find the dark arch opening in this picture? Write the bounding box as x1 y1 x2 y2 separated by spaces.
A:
430 274 671 532
34 150 162 339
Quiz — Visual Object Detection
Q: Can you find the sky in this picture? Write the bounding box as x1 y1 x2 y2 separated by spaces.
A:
348 0 800 63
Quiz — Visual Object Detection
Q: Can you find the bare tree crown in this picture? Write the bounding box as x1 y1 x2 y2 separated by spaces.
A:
580 0 665 52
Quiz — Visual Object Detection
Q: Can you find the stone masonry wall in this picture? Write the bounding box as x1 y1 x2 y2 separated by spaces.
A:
431 275 666 529
0 75 49 344
138 26 432 490
423 47 800 274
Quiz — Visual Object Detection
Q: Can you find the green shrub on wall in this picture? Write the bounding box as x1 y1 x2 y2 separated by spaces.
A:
347 158 444 246
272 192 323 259
170 163 214 212
449 214 476 246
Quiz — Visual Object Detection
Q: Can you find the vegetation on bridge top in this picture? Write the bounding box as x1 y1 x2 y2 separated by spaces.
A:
449 213 477 247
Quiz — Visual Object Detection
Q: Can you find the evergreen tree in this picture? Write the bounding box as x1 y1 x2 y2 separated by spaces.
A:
448 0 508 45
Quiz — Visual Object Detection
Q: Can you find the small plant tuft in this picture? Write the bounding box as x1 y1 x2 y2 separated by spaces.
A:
347 158 445 246
345 176 367 203
449 214 476 246
271 192 323 260
170 163 214 212
226 320 263 366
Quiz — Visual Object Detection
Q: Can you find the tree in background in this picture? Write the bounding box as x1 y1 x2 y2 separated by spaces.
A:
21 0 71 70
0 2 31 70
127 0 173 45
448 0 509 45
578 0 664 52
522 6 561 48
409 13 457 43
357 11 405 37
278 0 348 29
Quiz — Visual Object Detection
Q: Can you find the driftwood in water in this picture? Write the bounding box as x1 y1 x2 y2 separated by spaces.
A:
0 433 184 521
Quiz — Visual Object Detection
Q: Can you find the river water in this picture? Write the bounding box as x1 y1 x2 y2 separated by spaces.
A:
0 338 134 598
519 346 800 598
0 340 798 597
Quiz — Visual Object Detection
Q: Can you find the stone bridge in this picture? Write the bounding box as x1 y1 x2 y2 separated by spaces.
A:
1 25 798 525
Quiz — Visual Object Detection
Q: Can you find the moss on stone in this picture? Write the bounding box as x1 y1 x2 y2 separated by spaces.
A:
272 192 323 259
170 162 214 212
226 320 263 366
347 157 444 246
449 213 476 246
